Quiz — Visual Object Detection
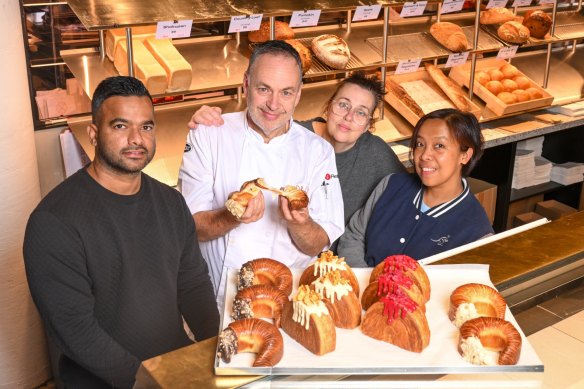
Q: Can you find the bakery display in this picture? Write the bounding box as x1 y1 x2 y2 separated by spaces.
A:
298 250 360 296
143 37 192 92
113 39 168 95
522 10 553 39
217 318 284 367
280 285 336 355
225 179 262 219
248 20 295 43
369 255 431 302
425 63 470 112
448 283 507 328
238 258 293 296
285 39 312 74
458 317 522 365
430 22 470 52
479 7 515 25
497 21 530 44
311 34 351 69
105 26 156 61
312 270 361 329
232 284 288 327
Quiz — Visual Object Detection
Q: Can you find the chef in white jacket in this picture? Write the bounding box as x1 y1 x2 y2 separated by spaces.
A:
178 40 344 308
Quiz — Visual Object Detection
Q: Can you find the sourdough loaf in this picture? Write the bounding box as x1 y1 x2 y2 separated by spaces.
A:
311 34 351 69
248 21 294 43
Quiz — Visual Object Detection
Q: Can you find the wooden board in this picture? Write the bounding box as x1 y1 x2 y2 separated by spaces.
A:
385 69 481 127
449 58 554 116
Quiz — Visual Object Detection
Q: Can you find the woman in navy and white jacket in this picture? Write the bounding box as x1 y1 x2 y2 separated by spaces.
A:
337 108 494 267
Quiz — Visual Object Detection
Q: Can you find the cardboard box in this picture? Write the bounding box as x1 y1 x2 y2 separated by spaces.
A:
468 177 497 225
506 194 544 230
513 212 547 227
535 200 578 221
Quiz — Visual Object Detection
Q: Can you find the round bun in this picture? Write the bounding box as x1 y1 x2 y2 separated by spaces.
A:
500 63 520 78
488 69 504 81
248 21 294 43
501 79 518 92
449 283 507 327
513 75 531 89
526 87 543 99
512 89 530 102
486 80 504 95
458 317 522 365
475 71 491 86
238 258 293 296
217 318 284 367
497 91 518 104
522 10 552 39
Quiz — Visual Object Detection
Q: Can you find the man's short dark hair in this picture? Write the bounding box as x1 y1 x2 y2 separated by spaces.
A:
91 76 152 124
247 40 303 79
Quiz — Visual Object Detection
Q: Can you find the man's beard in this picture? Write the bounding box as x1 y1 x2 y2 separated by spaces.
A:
95 138 155 176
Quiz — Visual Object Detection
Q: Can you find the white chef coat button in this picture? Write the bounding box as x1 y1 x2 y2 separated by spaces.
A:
415 215 420 220
400 238 405 244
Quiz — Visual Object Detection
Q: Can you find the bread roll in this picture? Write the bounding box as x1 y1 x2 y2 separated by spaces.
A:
500 63 520 79
497 21 530 44
285 39 312 74
512 89 530 102
501 79 518 92
143 37 192 91
497 91 518 104
513 75 531 89
430 22 469 52
311 34 351 69
475 71 491 86
488 69 504 81
248 21 294 43
486 80 504 95
522 10 552 39
480 8 515 25
526 87 544 99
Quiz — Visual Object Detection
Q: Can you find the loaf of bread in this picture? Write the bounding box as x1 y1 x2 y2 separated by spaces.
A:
522 10 552 39
143 37 192 91
430 22 469 52
113 39 168 95
425 63 470 112
480 7 515 25
387 78 425 118
311 34 351 69
105 26 156 61
497 21 530 44
285 39 312 74
248 21 294 43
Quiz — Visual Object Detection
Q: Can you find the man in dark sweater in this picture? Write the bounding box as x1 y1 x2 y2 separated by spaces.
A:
23 76 219 388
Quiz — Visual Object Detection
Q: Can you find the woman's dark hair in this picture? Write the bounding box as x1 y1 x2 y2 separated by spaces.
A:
247 40 303 80
91 76 152 125
322 71 386 130
409 109 484 177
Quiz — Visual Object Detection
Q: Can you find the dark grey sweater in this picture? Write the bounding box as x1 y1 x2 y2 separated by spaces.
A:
298 118 406 224
24 168 219 388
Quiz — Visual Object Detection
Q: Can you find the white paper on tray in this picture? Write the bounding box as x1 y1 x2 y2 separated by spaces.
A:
215 264 543 375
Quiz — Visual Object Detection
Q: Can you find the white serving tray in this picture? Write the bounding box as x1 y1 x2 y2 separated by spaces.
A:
214 264 543 376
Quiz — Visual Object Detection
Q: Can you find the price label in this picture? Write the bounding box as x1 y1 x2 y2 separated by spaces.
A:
228 14 263 33
445 52 470 67
441 0 465 14
290 10 321 27
155 20 193 39
512 0 532 7
497 45 519 59
538 0 555 4
395 58 422 74
486 0 509 8
400 2 428 17
352 5 382 21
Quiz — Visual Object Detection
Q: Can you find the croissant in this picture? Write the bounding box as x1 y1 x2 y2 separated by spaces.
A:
217 318 284 367
449 283 507 328
369 255 431 302
280 285 336 355
361 278 425 312
281 185 309 210
299 250 360 296
238 258 293 296
225 179 262 219
312 270 361 329
459 317 522 365
232 284 288 327
361 290 430 353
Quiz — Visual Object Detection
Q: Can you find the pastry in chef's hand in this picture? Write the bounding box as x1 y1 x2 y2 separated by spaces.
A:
225 179 264 220
256 179 309 211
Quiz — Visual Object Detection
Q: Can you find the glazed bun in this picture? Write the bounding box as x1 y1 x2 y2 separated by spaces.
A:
513 75 531 89
488 69 504 81
475 71 491 86
486 80 504 95
512 89 530 102
497 91 518 104
500 64 520 79
526 87 543 99
501 79 518 92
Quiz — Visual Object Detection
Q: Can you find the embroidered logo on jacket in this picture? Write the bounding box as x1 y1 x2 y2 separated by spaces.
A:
431 235 450 246
184 143 192 153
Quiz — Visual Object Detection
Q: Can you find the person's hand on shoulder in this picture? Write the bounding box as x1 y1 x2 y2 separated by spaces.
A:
188 105 224 129
278 196 310 225
238 191 265 224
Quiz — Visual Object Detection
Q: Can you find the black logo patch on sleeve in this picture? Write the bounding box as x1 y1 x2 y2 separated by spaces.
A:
184 143 192 153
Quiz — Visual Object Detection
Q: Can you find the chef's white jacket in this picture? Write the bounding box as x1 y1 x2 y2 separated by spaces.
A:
178 111 344 301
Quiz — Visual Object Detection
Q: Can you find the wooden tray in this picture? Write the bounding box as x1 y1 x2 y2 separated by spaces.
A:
384 68 481 126
449 58 554 116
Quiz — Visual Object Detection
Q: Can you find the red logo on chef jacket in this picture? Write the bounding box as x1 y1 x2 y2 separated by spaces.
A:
322 173 337 199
